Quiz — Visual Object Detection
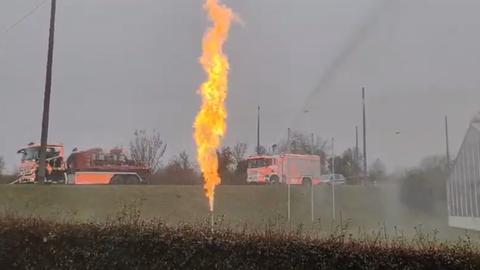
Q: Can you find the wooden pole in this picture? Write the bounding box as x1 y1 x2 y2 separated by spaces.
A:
38 0 57 183
332 137 336 220
362 87 368 183
445 115 451 170
257 106 261 154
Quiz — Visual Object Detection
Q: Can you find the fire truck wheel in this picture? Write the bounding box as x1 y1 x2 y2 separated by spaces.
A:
126 175 140 185
302 177 312 186
269 175 280 184
110 175 125 185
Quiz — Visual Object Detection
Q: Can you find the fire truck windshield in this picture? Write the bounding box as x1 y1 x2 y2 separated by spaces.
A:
248 158 273 168
19 147 59 161
20 148 40 161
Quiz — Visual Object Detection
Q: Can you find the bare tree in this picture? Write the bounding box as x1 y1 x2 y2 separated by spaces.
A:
329 148 363 182
369 158 387 182
0 156 4 175
277 130 329 172
177 151 193 171
232 143 249 184
218 146 248 185
218 146 235 177
157 151 201 185
129 130 167 173
232 143 247 162
278 130 328 156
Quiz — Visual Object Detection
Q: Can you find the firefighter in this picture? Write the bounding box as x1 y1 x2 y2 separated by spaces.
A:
49 156 65 183
66 148 79 173
33 166 53 183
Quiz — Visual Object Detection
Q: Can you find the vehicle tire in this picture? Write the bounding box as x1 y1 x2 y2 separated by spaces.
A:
302 177 312 186
269 175 280 184
110 175 125 185
126 175 140 185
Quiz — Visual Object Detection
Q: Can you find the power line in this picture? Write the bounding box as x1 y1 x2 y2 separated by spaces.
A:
1 0 48 35
289 0 391 128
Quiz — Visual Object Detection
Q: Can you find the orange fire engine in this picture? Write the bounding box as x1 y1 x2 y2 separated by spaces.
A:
14 143 150 185
246 154 322 185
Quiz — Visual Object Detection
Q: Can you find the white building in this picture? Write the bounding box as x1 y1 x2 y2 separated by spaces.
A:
448 115 480 230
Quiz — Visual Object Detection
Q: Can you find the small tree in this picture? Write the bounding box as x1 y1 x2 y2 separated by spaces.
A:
129 130 167 173
278 131 328 155
218 143 249 185
328 148 362 183
255 145 267 155
177 151 192 171
218 146 235 184
232 143 248 183
232 143 247 163
399 155 447 213
278 130 329 172
158 151 201 185
0 156 4 176
369 158 387 182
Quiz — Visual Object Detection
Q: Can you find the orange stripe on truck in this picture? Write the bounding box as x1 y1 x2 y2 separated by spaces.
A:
75 173 113 185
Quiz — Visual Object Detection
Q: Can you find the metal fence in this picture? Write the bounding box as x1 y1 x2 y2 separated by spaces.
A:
448 123 480 230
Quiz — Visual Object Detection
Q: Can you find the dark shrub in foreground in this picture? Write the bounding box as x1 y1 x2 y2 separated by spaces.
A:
0 175 14 184
0 217 478 269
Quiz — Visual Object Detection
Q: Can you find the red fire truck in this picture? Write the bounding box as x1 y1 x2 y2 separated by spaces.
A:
13 143 150 185
246 154 322 185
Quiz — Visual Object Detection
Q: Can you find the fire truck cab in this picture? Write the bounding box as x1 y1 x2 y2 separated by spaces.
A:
16 143 66 184
247 154 321 185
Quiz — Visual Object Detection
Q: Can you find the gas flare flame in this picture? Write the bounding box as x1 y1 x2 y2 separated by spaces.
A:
194 0 234 212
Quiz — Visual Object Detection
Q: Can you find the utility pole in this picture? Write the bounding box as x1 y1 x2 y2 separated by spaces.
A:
38 0 57 183
355 126 359 167
311 133 315 151
445 115 451 170
310 131 316 222
311 178 314 222
287 124 291 222
287 181 291 222
331 137 336 220
287 128 291 153
362 87 368 183
256 106 261 154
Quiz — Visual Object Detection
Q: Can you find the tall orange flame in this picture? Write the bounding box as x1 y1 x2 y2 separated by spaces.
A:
194 0 233 211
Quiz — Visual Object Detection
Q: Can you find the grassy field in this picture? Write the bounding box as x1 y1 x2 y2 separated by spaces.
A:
0 184 467 240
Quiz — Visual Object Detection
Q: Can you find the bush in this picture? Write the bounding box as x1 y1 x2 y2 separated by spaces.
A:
0 175 14 184
399 155 447 214
218 145 248 185
0 216 478 269
0 156 4 175
147 151 202 185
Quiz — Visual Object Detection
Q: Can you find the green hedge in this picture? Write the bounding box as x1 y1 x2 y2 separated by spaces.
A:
0 217 478 270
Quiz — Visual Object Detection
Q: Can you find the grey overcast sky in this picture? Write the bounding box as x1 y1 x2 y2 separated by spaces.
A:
1 0 480 172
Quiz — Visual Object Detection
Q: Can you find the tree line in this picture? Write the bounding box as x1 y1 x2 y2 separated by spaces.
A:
130 130 249 185
130 129 388 185
1 129 441 192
